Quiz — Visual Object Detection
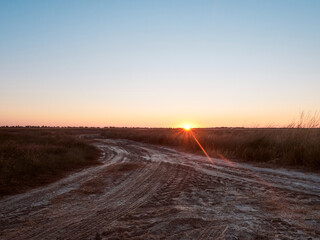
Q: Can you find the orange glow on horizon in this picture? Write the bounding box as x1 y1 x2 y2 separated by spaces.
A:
183 125 191 131
1 112 315 128
177 122 197 130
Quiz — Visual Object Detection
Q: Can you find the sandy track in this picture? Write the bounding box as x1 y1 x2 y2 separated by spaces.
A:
1 139 320 239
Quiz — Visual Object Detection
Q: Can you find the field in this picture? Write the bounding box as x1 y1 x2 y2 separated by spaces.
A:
1 126 319 197
1 127 320 239
0 128 101 196
101 127 320 170
1 137 320 239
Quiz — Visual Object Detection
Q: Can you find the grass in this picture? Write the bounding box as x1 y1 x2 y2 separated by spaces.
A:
0 128 101 196
1 113 319 196
101 126 320 170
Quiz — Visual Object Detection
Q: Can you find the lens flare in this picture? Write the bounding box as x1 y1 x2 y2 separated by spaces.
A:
175 125 285 213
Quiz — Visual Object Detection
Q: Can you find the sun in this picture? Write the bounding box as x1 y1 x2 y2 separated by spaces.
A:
183 125 191 131
176 122 196 130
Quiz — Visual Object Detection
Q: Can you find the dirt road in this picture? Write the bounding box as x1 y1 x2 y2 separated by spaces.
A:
1 139 320 239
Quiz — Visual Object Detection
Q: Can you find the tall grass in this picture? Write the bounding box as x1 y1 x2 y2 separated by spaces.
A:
0 129 100 196
101 116 320 170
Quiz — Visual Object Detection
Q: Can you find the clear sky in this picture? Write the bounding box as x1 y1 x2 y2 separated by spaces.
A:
1 0 319 127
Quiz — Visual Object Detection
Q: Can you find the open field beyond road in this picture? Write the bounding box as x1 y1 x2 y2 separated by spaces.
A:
1 138 319 239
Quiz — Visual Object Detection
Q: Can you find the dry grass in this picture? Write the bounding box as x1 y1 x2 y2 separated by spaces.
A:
1 113 319 196
101 115 320 170
0 128 101 196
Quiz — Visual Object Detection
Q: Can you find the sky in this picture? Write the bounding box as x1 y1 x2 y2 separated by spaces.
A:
1 0 319 127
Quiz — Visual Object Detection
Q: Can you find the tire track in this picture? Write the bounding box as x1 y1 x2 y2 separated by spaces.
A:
1 139 320 240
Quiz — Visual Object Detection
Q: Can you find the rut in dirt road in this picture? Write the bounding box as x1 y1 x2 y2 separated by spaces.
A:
1 139 320 240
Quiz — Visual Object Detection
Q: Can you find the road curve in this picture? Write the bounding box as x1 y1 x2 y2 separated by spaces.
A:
1 139 320 239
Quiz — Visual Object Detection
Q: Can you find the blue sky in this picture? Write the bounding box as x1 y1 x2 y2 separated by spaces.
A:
1 0 319 127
